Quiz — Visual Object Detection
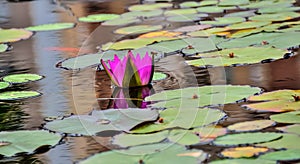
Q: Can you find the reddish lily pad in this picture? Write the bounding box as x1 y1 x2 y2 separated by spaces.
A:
270 111 300 124
0 28 33 43
227 120 275 132
243 90 300 112
220 146 269 158
276 124 300 135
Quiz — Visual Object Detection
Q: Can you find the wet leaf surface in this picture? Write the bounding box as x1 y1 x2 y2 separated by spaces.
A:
3 73 44 84
25 23 75 31
78 14 119 23
0 91 42 101
0 82 10 90
0 28 33 43
227 120 275 132
114 25 163 35
257 133 300 149
259 149 300 161
276 124 300 135
270 111 300 123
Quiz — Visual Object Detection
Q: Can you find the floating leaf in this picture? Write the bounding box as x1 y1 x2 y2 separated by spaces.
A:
188 27 229 37
44 108 159 136
114 25 163 35
276 124 300 135
179 1 201 8
192 125 227 143
227 120 275 132
0 130 61 157
166 14 207 22
173 24 212 32
213 132 282 146
0 28 33 43
218 32 300 49
138 31 181 38
187 47 285 67
78 14 120 23
243 90 300 112
112 131 168 147
0 82 10 90
128 3 172 11
25 23 75 31
270 111 300 124
147 85 261 108
153 72 167 81
259 149 300 161
249 12 300 22
121 10 163 18
3 73 44 84
257 133 300 149
218 0 249 6
132 107 226 133
226 21 271 30
210 159 276 164
224 10 256 17
196 6 224 13
0 44 8 53
221 146 269 158
0 91 42 101
164 9 197 16
240 1 292 9
200 17 245 26
199 0 218 6
168 129 200 145
102 17 141 26
80 143 208 164
258 7 300 14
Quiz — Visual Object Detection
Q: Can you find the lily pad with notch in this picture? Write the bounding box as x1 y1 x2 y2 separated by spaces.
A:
276 124 300 136
257 133 300 149
270 111 300 124
25 23 75 32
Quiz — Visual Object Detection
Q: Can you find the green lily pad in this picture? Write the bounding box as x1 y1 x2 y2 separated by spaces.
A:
240 1 292 9
230 28 264 38
147 85 261 108
270 111 300 124
121 10 163 18
188 27 229 37
173 24 212 32
199 0 218 6
3 73 44 84
249 12 300 22
168 129 200 145
25 22 75 31
0 130 61 157
166 14 207 22
259 149 300 161
227 120 275 132
276 124 300 135
179 1 201 8
218 0 249 6
114 25 163 35
0 91 42 101
200 17 245 26
224 10 256 17
128 3 172 11
0 28 33 43
192 125 227 143
213 132 282 146
80 143 208 164
102 17 141 26
164 9 197 16
132 107 226 133
226 21 271 30
258 7 300 14
0 82 10 90
218 32 300 49
44 108 159 136
0 44 8 53
78 14 120 23
257 133 300 149
243 90 300 112
187 47 285 67
210 159 276 164
196 6 224 13
153 72 167 81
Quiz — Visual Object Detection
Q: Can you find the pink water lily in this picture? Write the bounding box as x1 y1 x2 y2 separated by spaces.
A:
101 51 154 88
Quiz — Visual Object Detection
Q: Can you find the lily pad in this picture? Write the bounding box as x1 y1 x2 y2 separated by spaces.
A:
200 17 245 26
78 14 120 23
114 25 163 35
147 85 261 108
258 7 300 14
227 120 275 132
3 73 44 84
0 91 42 101
218 32 300 49
199 0 218 7
132 107 226 133
240 1 292 9
80 143 208 164
25 23 75 31
243 90 300 112
44 108 159 136
0 28 33 43
270 111 300 124
226 21 271 30
0 44 8 53
210 159 276 164
259 149 300 161
121 10 163 18
179 1 201 8
257 133 300 149
128 3 172 11
168 129 200 145
218 0 249 6
138 31 181 38
224 10 256 18
153 72 167 81
0 130 61 157
276 124 300 135
220 146 269 158
193 125 227 143
0 82 10 90
102 17 141 26
213 132 282 146
166 14 207 22
187 47 285 67
249 12 300 22
196 6 224 13
164 9 197 16
173 24 212 32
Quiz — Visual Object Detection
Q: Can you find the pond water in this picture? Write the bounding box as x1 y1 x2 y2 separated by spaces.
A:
1 0 300 163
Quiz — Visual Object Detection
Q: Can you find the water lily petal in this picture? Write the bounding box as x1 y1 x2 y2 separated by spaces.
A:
122 56 142 87
100 59 121 87
108 54 121 73
112 55 128 87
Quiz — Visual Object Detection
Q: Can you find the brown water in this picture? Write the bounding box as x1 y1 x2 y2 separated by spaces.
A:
1 0 300 163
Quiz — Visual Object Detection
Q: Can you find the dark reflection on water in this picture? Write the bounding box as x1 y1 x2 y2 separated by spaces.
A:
1 0 300 163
